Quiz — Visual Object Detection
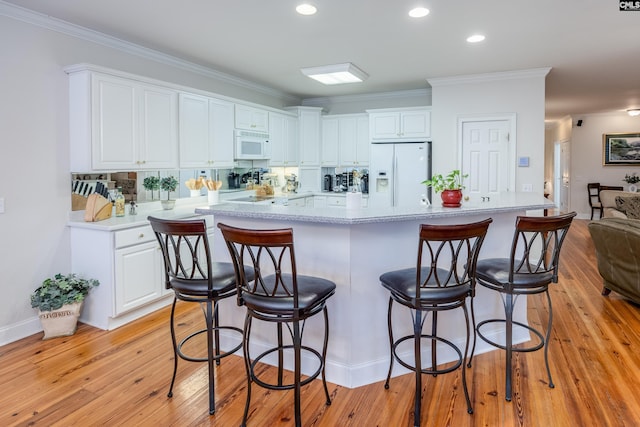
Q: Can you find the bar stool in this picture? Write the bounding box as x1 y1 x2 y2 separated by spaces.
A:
218 223 336 427
148 217 250 415
380 219 492 427
469 212 576 402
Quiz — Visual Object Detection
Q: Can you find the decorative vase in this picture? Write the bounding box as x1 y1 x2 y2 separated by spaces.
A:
440 189 463 207
628 184 638 193
38 301 83 340
161 200 176 210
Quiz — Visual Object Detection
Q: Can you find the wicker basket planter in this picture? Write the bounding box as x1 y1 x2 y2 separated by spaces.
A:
38 302 83 340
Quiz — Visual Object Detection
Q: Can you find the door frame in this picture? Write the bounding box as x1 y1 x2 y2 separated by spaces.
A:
457 113 517 192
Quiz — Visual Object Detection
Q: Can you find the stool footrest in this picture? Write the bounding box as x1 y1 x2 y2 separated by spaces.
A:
177 326 243 363
476 319 545 353
249 344 325 390
392 334 463 375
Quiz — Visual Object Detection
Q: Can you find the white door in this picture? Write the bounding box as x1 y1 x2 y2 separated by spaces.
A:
462 119 512 198
559 140 570 212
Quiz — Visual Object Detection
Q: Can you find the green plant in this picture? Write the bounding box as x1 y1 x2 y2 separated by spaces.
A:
160 176 178 200
422 169 468 193
623 173 640 184
30 273 99 311
143 176 160 191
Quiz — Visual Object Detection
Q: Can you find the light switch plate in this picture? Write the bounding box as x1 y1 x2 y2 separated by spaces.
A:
522 184 533 192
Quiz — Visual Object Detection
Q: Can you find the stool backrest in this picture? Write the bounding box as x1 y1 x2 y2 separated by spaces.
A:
148 216 212 292
416 218 492 296
587 183 600 207
218 223 299 308
509 212 577 283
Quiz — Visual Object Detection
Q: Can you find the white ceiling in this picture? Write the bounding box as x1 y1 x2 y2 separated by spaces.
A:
4 0 640 121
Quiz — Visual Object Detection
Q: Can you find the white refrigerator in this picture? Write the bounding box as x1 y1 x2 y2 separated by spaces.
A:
368 141 431 208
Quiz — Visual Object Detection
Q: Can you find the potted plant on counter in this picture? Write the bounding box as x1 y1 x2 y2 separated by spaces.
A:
160 175 178 209
422 169 468 207
143 175 160 200
30 273 99 339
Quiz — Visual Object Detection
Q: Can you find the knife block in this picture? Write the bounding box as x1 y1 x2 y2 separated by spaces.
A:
84 193 113 222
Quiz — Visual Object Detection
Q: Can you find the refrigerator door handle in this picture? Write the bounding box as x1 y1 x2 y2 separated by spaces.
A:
393 155 398 206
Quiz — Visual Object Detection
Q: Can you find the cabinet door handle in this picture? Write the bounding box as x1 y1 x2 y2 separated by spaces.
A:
138 233 144 239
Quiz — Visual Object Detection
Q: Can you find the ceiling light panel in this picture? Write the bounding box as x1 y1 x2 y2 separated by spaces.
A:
467 34 486 43
301 63 368 85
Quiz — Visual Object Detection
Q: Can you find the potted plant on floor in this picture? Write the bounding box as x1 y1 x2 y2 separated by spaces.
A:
160 175 178 210
422 169 468 207
30 273 99 339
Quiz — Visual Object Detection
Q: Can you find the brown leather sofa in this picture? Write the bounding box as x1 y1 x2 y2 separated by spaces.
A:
588 218 640 304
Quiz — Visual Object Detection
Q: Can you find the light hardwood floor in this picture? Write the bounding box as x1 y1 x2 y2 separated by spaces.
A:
3 219 640 426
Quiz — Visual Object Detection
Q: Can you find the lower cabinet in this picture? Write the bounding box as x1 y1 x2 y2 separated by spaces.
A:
71 215 212 330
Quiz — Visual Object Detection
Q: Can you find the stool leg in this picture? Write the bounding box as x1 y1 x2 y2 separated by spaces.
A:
204 300 216 415
467 295 477 368
431 311 437 375
168 296 179 399
293 320 302 427
277 322 284 386
241 314 253 427
544 290 555 389
413 309 423 427
384 297 394 389
322 306 332 406
213 300 221 366
505 293 514 402
462 305 473 414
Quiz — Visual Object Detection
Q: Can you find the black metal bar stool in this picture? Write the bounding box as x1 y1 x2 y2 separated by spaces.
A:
149 216 251 415
468 212 576 402
218 222 336 427
380 218 492 427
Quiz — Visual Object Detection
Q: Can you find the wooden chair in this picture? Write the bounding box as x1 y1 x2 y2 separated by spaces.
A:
587 183 602 219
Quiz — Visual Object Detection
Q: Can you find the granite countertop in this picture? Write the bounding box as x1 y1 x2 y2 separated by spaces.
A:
196 192 554 225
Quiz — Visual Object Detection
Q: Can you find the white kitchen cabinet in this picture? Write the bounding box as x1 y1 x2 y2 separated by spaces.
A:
368 108 430 141
179 93 235 168
321 117 339 166
338 114 369 167
68 67 178 171
286 106 323 166
268 112 298 166
235 104 269 132
71 215 214 330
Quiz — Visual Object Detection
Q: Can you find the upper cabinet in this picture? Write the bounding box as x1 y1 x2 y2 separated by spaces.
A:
268 112 298 167
68 68 178 171
286 106 323 166
179 93 235 168
235 104 269 132
368 108 431 141
322 114 369 167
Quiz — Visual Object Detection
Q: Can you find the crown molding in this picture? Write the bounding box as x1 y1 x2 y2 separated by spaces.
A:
302 88 431 108
0 1 299 104
427 68 552 87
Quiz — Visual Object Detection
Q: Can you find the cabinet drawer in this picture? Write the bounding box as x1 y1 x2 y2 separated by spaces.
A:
326 196 346 207
115 225 155 248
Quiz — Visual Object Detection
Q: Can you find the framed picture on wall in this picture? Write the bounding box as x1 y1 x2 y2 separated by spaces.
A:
603 132 640 165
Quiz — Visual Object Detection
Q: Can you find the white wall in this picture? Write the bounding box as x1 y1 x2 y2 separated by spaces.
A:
429 70 548 194
570 112 640 218
0 13 295 345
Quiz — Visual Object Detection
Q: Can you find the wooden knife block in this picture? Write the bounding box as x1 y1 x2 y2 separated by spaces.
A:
84 193 113 222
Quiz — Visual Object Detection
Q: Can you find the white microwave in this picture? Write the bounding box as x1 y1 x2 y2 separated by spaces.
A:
235 130 271 160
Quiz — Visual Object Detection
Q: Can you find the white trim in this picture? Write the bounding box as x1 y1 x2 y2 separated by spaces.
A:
302 88 431 108
457 113 517 192
428 68 551 87
0 1 299 104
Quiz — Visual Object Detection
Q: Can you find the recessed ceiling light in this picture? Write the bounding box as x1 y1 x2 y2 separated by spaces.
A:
628 109 640 116
467 34 486 43
301 63 368 85
296 3 317 15
408 7 430 18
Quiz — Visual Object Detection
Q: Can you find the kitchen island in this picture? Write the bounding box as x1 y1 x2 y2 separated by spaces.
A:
196 192 554 388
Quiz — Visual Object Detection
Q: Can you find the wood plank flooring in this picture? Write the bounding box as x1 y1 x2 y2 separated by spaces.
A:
2 219 640 426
